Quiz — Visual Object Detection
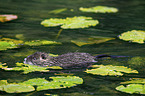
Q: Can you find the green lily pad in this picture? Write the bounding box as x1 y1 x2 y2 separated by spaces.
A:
0 14 18 22
0 80 8 86
36 76 83 91
119 30 145 43
24 40 62 46
0 38 23 51
85 65 138 76
2 62 62 74
0 84 35 93
71 36 115 46
49 8 67 14
116 84 145 94
41 16 99 29
79 6 118 13
0 76 83 93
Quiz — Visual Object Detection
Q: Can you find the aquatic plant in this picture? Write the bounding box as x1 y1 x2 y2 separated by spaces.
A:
49 8 67 14
119 30 145 43
79 6 118 13
0 38 23 50
24 40 61 46
0 62 62 74
71 36 115 46
0 76 83 93
41 16 99 29
116 78 145 94
0 38 61 51
85 65 138 76
0 15 18 22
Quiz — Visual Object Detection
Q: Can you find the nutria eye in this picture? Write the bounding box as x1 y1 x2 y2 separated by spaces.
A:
41 54 46 59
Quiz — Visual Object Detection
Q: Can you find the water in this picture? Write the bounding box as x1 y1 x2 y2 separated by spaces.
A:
0 0 145 95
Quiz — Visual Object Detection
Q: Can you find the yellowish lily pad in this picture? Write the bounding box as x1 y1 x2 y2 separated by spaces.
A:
79 6 118 13
71 36 115 46
85 65 138 76
41 16 99 29
119 30 145 43
49 8 67 14
24 40 61 46
0 14 18 22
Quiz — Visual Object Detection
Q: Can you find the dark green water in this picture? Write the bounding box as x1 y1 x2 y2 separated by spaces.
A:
0 0 145 95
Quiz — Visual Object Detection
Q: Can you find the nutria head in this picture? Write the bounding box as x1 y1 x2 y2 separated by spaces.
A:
24 52 52 66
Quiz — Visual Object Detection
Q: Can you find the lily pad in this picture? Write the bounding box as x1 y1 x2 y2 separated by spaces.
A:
0 84 35 93
85 65 138 76
79 6 118 13
2 62 62 74
36 76 83 91
71 36 115 46
0 38 23 51
120 78 145 84
116 84 145 94
24 40 61 46
41 16 99 29
0 76 83 93
119 30 145 43
0 80 8 86
0 15 18 22
49 8 67 14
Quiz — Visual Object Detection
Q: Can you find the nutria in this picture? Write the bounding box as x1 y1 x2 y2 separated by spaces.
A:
24 52 125 69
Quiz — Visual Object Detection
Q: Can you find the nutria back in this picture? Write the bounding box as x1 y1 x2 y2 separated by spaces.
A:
24 52 97 69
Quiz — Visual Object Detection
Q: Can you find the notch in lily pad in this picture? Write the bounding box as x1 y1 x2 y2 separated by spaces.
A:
85 65 138 76
79 6 118 13
119 30 145 43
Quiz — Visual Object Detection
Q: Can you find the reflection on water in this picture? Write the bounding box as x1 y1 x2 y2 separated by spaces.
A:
0 0 145 95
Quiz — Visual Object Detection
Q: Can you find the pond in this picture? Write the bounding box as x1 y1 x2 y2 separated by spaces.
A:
0 0 145 95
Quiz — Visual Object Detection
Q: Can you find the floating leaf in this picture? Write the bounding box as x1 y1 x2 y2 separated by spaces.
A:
0 38 23 51
41 16 99 29
24 40 61 46
1 62 63 74
37 76 83 91
49 8 67 14
71 36 115 46
79 6 118 13
120 78 145 84
116 84 145 94
0 84 35 93
119 30 145 43
85 65 138 76
0 76 83 93
0 80 8 86
0 41 18 51
0 15 18 22
15 34 25 40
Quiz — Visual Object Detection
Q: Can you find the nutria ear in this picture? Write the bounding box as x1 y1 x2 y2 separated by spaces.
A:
41 54 47 59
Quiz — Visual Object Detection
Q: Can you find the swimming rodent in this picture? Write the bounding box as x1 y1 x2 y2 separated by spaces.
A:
24 52 125 69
